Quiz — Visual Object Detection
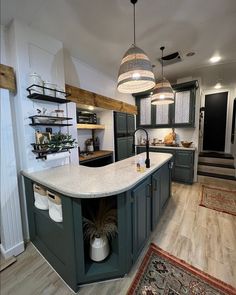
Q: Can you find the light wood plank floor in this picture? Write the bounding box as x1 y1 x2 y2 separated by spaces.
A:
1 176 236 295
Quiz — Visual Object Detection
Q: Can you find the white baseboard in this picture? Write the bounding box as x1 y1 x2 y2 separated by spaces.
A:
0 241 25 259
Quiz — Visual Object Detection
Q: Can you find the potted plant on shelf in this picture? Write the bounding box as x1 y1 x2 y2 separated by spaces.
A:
83 199 117 262
47 132 77 152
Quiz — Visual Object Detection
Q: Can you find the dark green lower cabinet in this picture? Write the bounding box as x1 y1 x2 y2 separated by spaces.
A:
131 177 151 262
137 147 194 184
173 150 194 183
151 162 171 230
23 161 171 292
151 169 161 229
160 162 171 209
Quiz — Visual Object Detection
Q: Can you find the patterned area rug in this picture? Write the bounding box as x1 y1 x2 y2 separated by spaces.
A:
200 185 236 216
127 244 236 295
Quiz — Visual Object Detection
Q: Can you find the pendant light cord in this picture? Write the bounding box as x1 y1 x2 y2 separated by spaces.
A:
161 49 164 78
160 46 165 86
131 0 138 45
133 1 136 45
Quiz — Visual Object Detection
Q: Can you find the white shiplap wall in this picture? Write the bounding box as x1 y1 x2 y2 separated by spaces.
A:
0 26 24 258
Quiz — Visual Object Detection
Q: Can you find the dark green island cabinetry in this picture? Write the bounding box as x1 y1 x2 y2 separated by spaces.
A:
22 153 172 292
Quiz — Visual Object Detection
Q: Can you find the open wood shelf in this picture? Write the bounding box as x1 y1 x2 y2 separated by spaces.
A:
77 124 105 130
29 115 73 120
28 93 71 104
30 123 73 127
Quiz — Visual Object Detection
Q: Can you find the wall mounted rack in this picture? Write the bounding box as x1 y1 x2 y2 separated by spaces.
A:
29 115 73 127
27 84 71 104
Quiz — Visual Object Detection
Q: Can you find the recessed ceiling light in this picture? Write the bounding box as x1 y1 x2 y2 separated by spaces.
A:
214 82 222 89
210 55 221 63
186 52 195 57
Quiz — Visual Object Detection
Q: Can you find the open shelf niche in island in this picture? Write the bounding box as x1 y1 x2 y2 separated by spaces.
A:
81 197 119 278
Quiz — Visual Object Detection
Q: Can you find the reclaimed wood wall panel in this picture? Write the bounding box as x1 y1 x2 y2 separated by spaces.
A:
65 84 137 114
0 64 16 92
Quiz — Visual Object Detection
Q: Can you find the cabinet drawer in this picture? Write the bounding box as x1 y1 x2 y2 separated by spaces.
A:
175 150 194 167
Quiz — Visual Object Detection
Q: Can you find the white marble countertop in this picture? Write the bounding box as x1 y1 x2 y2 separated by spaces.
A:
137 145 196 151
21 152 172 198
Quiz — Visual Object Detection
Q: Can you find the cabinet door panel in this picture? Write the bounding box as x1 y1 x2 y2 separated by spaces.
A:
175 151 193 167
132 178 151 261
115 112 127 136
160 163 171 209
127 114 135 135
138 97 152 126
127 136 134 158
174 91 191 124
116 138 128 161
174 167 193 183
154 104 170 127
151 169 161 230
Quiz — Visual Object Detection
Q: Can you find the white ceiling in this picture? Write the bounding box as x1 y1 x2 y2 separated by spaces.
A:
1 0 236 82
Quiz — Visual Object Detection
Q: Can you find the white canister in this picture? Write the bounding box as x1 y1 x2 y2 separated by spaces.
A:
28 72 43 94
44 81 57 97
89 236 110 262
33 184 48 210
47 191 63 222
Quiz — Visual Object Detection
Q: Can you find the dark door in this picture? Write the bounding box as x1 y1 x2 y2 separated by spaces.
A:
231 99 236 144
203 92 228 151
116 137 128 161
151 169 161 230
131 178 151 261
160 162 171 209
114 112 127 136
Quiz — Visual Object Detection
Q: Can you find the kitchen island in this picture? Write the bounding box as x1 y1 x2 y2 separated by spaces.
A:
22 152 173 292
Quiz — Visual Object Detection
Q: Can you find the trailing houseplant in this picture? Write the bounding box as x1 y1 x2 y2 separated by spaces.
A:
47 132 77 152
83 199 117 262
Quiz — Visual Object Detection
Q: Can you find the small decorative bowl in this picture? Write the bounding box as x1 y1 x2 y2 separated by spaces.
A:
181 141 193 148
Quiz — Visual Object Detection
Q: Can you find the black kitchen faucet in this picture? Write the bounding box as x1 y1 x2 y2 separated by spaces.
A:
133 128 150 168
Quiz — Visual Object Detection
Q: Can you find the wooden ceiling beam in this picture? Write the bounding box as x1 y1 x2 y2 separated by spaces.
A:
65 84 137 115
0 64 16 92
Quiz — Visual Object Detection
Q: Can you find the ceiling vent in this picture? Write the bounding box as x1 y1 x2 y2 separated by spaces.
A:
158 51 182 66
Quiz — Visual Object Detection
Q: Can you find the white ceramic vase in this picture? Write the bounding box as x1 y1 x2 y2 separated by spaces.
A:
89 235 109 262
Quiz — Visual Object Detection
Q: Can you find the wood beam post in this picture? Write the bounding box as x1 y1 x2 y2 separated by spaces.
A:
65 84 137 115
0 64 16 92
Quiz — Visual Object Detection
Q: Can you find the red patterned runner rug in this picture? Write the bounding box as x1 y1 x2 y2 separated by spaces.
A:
127 243 236 295
200 185 236 216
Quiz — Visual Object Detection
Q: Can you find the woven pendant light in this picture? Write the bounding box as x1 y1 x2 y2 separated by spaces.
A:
151 47 174 105
117 0 155 94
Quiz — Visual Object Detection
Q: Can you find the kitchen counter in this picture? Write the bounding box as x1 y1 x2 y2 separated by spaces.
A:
79 150 113 163
137 144 196 151
22 152 172 198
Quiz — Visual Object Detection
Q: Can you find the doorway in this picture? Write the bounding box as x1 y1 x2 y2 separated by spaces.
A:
203 92 228 151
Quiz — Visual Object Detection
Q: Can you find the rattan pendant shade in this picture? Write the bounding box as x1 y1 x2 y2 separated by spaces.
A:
151 78 174 105
117 45 155 94
117 0 155 94
151 47 174 105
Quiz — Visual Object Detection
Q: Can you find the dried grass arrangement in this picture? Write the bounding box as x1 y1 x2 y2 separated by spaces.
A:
83 199 117 240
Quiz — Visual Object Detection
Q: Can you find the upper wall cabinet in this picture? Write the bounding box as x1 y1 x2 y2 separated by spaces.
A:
136 80 198 128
